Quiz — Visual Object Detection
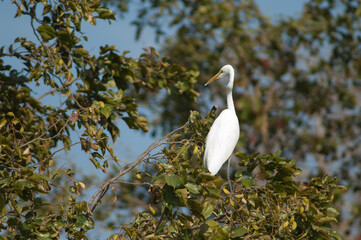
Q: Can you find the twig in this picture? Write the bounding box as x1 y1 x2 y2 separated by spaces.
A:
19 116 71 148
36 78 78 101
29 142 81 168
155 209 166 233
87 124 186 214
29 11 56 66
260 82 275 152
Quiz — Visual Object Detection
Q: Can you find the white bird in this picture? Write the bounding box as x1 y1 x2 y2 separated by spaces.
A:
203 65 240 176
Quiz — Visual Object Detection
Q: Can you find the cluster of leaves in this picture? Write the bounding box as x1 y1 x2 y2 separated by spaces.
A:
116 112 345 239
124 0 361 236
0 0 198 238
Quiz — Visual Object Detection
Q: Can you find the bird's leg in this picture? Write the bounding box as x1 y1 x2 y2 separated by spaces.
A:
227 158 233 193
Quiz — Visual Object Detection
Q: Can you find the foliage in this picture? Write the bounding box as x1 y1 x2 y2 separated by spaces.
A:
116 112 345 239
0 0 198 238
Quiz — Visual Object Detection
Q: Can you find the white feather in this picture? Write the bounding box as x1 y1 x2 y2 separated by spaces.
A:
204 109 239 175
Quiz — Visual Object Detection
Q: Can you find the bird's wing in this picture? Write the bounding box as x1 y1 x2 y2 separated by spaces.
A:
204 109 240 175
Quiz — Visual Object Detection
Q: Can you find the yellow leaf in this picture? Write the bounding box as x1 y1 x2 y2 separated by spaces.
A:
305 202 309 211
230 198 234 207
149 205 156 215
235 194 243 198
300 206 304 214
265 205 269 213
58 58 64 66
171 134 182 141
223 188 230 195
292 221 297 230
136 174 141 180
99 101 105 108
78 182 85 189
283 221 289 228
23 147 30 155
252 224 259 230
67 71 72 81
193 145 198 155
26 155 31 164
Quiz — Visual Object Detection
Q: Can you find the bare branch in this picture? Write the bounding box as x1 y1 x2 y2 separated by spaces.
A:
87 124 186 214
36 78 79 101
260 82 275 152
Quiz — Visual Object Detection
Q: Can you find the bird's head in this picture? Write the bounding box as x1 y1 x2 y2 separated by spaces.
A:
204 64 234 86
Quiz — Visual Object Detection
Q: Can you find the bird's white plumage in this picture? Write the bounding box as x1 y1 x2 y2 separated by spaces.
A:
204 109 239 175
203 64 240 175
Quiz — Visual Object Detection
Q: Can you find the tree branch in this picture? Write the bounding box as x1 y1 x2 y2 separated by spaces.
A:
260 82 275 152
87 124 186 214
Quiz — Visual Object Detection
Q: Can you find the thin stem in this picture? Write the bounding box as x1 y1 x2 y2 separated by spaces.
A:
87 124 186 214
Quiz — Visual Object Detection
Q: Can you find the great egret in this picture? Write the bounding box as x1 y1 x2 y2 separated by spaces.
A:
203 65 240 176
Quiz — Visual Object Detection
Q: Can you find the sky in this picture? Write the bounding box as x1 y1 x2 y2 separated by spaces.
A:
0 0 307 237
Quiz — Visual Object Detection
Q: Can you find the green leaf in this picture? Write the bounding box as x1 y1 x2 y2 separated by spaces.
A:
100 104 113 119
0 118 6 129
236 152 248 160
15 179 33 190
230 227 248 238
96 8 116 20
216 226 229 239
206 220 219 229
185 182 200 194
57 30 74 48
135 116 149 132
241 178 254 187
273 150 282 157
75 215 86 228
36 232 52 240
329 231 342 240
0 178 11 187
165 174 180 188
202 204 213 219
73 47 89 56
175 188 188 205
0 193 7 215
188 198 204 220
319 216 338 223
37 24 56 42
207 187 219 196
327 207 339 217
163 185 178 209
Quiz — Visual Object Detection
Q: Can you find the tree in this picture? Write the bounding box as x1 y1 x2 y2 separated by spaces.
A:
124 0 361 238
0 0 198 238
0 0 348 239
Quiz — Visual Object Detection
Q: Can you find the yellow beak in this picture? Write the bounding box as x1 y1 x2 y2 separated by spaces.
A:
204 71 221 86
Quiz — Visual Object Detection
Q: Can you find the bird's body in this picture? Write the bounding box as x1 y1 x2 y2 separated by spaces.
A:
203 65 240 176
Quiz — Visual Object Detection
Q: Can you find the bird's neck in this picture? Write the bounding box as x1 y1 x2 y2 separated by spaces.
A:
226 73 235 111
